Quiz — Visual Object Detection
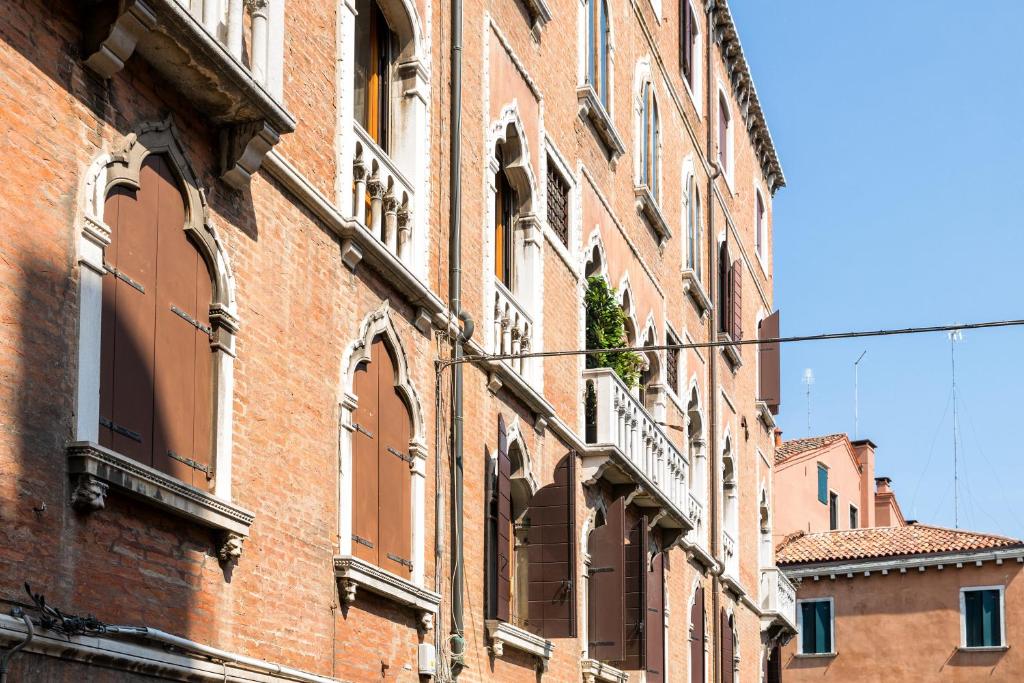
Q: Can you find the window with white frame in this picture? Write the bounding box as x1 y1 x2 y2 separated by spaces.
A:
685 171 702 278
679 0 702 106
798 598 834 655
849 504 859 529
585 0 612 110
754 189 766 261
546 151 572 250
717 90 732 180
961 587 1005 649
640 81 660 200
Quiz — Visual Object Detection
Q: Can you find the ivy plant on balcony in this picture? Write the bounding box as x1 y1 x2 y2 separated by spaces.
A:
584 276 645 387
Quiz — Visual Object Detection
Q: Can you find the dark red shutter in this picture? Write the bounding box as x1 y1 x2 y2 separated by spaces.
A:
495 415 512 623
721 609 734 683
758 310 781 413
377 342 413 575
623 514 648 670
681 2 693 82
526 452 576 638
351 344 381 565
588 495 625 662
645 550 665 683
730 260 743 341
718 243 729 333
690 586 705 683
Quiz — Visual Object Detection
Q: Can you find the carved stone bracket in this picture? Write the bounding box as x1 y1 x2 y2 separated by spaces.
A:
82 0 158 79
220 121 282 189
70 474 109 512
218 532 245 563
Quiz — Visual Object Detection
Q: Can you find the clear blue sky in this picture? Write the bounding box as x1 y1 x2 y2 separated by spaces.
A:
729 1 1024 538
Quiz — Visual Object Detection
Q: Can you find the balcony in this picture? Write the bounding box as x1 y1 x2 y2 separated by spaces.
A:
722 529 739 581
82 0 295 188
581 368 695 536
760 566 798 639
492 280 534 379
350 125 414 266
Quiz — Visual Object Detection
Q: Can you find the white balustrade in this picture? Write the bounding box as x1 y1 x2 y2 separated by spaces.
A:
177 0 275 87
686 491 705 541
351 124 415 263
722 530 738 577
760 566 797 628
493 281 533 377
583 367 692 517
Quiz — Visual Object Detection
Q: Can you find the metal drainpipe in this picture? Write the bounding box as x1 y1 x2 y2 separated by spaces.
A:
447 0 469 673
0 609 33 683
706 2 722 682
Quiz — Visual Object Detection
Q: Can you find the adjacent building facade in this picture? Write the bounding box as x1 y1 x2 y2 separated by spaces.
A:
0 0 793 681
774 435 1024 682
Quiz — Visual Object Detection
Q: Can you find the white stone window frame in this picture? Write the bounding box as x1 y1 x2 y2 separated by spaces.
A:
716 81 735 192
336 0 432 280
632 58 663 202
680 0 703 117
576 0 624 159
687 575 709 683
960 585 1007 650
483 103 544 388
752 181 769 276
542 137 580 277
72 120 247 559
795 596 836 656
338 301 429 587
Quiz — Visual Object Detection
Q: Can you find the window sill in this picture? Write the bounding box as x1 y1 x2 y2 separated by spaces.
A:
721 571 747 599
581 658 628 683
795 652 837 659
521 0 552 28
756 400 778 429
681 268 711 318
718 332 742 370
486 620 554 666
681 73 702 118
67 441 253 561
576 85 626 160
334 555 441 631
633 185 671 246
959 645 1009 653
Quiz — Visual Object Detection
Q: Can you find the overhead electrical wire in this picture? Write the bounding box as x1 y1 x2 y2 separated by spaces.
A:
439 318 1024 368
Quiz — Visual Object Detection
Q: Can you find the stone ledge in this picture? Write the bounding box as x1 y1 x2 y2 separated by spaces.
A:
681 269 711 318
581 658 627 683
718 333 743 370
634 185 671 246
334 555 440 631
576 86 625 160
67 442 253 547
485 620 553 665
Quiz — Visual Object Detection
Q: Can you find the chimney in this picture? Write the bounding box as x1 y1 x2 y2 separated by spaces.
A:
774 428 783 447
852 439 877 528
875 476 892 494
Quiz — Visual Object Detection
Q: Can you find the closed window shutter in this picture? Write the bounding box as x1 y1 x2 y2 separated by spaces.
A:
623 514 648 671
690 586 705 683
588 495 625 662
351 347 381 564
681 1 693 82
495 416 512 622
816 601 832 652
100 182 157 466
721 610 734 683
718 98 728 169
645 550 665 683
758 310 781 412
730 260 743 341
376 342 413 575
526 452 576 638
718 243 729 333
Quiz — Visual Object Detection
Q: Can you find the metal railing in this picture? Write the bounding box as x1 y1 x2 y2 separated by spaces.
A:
583 367 691 514
351 124 414 263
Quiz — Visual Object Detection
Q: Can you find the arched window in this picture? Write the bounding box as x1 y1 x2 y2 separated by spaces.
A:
685 173 702 278
494 145 518 289
755 189 766 259
587 0 611 109
100 154 215 489
721 609 737 683
354 0 396 149
350 335 414 576
690 583 706 683
640 82 659 199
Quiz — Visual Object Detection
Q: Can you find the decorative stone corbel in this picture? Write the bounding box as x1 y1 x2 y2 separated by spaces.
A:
487 373 503 394
340 238 364 271
414 308 433 336
339 579 358 605
489 639 503 658
419 611 434 633
218 532 245 563
70 474 109 511
82 0 157 78
220 121 281 190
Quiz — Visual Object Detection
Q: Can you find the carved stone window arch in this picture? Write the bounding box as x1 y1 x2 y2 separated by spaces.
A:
70 119 248 563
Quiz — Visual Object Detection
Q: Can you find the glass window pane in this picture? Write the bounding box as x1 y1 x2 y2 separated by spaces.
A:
817 466 828 504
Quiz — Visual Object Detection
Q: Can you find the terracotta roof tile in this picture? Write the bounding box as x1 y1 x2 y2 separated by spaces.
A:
777 524 1023 566
774 433 846 465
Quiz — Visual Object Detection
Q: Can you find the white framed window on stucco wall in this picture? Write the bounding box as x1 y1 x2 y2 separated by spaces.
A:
960 585 1007 651
796 597 835 657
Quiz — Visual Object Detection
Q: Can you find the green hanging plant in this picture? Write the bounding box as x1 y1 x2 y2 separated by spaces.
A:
584 276 645 387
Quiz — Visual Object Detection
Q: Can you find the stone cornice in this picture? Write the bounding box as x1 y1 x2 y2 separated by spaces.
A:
782 546 1024 580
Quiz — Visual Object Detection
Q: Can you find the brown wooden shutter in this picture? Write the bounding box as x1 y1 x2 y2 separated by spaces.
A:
495 415 512 622
100 180 158 467
721 609 734 683
690 586 705 683
351 344 381 565
645 550 665 683
588 495 625 662
623 514 648 671
526 452 576 638
729 260 743 341
681 1 693 82
376 342 413 575
758 310 781 413
718 243 729 333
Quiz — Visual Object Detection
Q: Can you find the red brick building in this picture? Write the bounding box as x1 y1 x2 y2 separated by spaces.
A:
0 0 792 681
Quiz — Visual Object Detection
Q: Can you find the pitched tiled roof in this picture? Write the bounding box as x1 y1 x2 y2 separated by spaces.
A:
774 433 846 465
777 524 1023 566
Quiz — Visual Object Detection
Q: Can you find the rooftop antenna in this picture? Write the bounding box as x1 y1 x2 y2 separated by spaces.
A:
802 368 815 435
853 351 867 439
949 328 964 529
